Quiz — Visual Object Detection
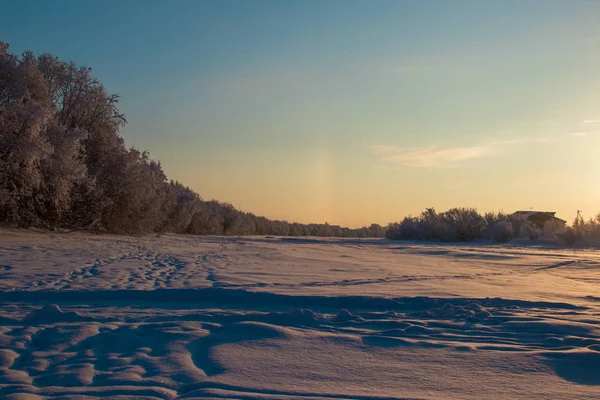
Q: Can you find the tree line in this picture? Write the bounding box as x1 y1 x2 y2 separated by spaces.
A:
0 43 385 237
386 207 600 244
2 43 596 242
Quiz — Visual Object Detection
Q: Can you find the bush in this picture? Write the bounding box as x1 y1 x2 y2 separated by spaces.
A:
556 227 583 246
581 215 600 239
416 208 447 240
489 221 513 243
509 214 528 238
441 207 485 241
541 219 565 239
387 207 485 242
386 217 419 240
483 211 508 235
522 221 540 240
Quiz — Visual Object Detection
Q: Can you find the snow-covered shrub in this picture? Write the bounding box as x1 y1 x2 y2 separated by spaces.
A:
386 217 420 240
483 211 508 232
583 216 600 246
509 214 528 238
441 207 485 241
483 211 510 239
385 209 446 240
388 207 492 242
415 208 447 240
541 219 566 239
488 221 513 243
581 214 600 239
522 221 541 240
588 217 600 239
556 227 583 246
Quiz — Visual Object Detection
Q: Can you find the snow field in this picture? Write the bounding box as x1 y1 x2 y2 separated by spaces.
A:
0 230 599 399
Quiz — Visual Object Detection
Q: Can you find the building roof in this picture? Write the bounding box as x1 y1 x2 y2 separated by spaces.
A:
513 210 555 216
511 211 566 223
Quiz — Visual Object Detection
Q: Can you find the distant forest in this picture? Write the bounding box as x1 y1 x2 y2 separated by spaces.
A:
0 43 386 237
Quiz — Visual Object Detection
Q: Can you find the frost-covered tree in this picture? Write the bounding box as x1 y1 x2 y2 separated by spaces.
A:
162 181 202 233
0 44 53 226
0 42 386 238
39 125 88 226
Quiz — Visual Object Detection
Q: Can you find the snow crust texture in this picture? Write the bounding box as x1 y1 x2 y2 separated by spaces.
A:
0 230 599 399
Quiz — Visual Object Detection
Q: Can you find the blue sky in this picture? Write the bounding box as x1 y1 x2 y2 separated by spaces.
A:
2 0 600 226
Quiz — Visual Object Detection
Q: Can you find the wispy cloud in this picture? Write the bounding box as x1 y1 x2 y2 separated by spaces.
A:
570 119 600 137
489 137 553 145
372 144 491 168
373 118 597 168
372 137 550 168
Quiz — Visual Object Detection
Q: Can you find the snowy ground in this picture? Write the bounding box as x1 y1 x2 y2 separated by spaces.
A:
0 230 599 399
